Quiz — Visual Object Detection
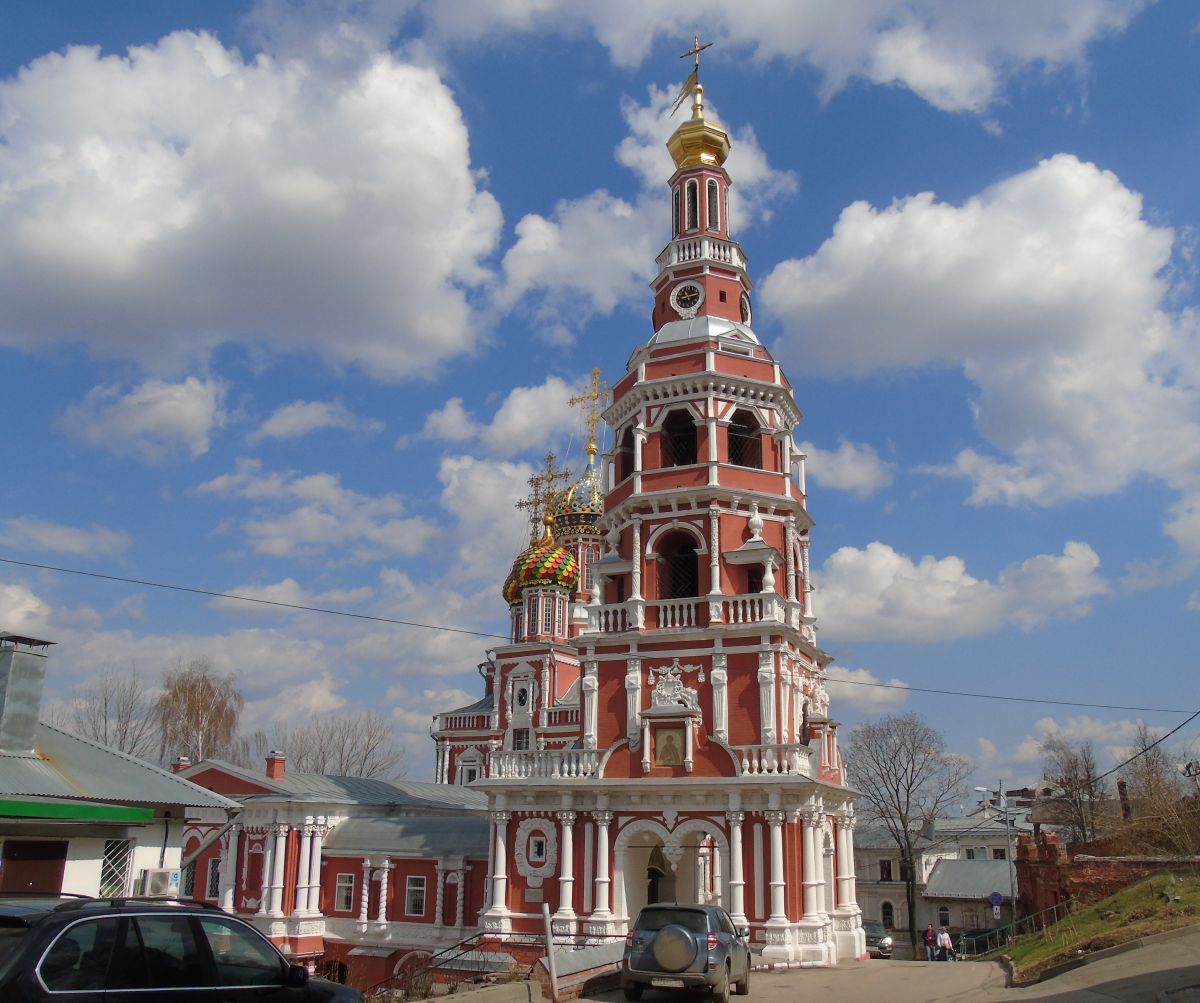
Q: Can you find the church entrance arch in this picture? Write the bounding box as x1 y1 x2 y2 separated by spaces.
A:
613 817 730 926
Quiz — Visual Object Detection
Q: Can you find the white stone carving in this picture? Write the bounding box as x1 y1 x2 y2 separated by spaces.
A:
649 659 702 710
513 817 557 888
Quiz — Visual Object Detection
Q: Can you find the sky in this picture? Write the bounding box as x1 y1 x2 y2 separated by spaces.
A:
1 0 1198 790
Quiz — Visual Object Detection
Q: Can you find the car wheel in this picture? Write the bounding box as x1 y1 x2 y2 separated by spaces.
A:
733 958 751 996
624 983 644 1001
713 965 731 1003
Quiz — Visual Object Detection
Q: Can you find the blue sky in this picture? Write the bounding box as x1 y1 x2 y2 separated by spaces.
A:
2 1 1197 786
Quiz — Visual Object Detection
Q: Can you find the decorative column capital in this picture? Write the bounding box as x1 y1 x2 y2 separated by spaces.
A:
763 810 786 827
725 810 745 826
557 810 577 826
490 810 512 824
592 810 614 826
803 811 824 829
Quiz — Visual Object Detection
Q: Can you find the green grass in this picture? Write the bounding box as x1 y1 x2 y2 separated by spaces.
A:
988 872 1200 983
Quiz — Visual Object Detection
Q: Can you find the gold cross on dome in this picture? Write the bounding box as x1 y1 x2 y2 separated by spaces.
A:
515 451 572 542
567 367 610 453
680 33 713 70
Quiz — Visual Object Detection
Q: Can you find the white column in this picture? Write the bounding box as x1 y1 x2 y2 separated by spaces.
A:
358 858 372 926
592 811 613 918
785 517 797 602
765 810 787 922
779 666 792 744
306 819 325 915
268 823 288 917
295 820 313 915
711 656 728 743
801 540 813 618
489 812 511 913
802 813 820 920
435 864 447 926
727 812 746 926
376 860 390 924
630 517 643 600
758 650 777 745
255 831 271 916
712 838 723 907
455 869 466 928
556 811 577 921
707 504 721 603
218 826 238 914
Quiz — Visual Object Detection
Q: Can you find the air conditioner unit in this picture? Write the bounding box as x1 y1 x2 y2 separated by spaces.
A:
139 868 181 897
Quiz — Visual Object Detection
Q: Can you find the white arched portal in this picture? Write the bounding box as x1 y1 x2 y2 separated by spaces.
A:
612 816 731 929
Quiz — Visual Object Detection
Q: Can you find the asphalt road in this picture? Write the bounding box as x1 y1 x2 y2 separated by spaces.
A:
581 925 1200 1003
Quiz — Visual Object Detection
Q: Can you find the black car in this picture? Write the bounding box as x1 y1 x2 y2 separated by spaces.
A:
0 895 362 1001
621 904 752 1003
862 920 893 959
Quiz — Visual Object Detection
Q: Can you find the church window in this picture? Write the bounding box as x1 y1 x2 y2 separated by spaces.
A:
747 567 763 594
615 576 627 603
542 596 553 633
686 179 699 231
658 532 700 599
206 859 220 900
512 728 530 751
707 179 719 230
530 836 547 863
462 766 478 784
673 187 680 236
879 860 893 882
719 290 727 302
616 426 635 482
938 905 950 928
661 410 697 467
512 609 523 642
334 874 354 912
727 410 762 468
881 902 895 928
405 875 427 916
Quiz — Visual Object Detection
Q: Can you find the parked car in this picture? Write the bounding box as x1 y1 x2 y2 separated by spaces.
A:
0 895 362 1002
862 920 893 959
621 903 753 1002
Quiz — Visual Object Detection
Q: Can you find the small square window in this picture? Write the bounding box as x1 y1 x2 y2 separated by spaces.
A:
992 848 1007 860
335 873 355 912
965 848 976 860
513 728 530 751
530 837 547 863
406 876 427 916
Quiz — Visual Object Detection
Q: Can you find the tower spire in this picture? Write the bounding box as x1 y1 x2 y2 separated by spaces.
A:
515 451 571 544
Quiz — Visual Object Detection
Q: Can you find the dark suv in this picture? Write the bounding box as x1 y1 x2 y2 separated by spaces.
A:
0 896 362 1001
621 904 752 1003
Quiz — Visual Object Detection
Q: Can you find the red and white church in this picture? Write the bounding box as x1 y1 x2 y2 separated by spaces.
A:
179 74 865 984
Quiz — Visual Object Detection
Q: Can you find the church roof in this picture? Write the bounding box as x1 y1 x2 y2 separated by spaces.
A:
502 532 579 605
324 813 489 857
645 315 759 349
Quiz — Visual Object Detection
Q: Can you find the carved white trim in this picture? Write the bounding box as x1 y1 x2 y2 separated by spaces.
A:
514 817 558 887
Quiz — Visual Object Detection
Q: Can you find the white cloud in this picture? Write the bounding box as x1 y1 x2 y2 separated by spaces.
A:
437 455 534 586
1011 714 1146 767
248 400 383 443
825 665 909 710
817 540 1109 642
762 154 1200 551
0 32 500 378
799 439 893 497
58 377 224 462
0 581 52 636
210 577 375 616
0 517 130 558
198 458 436 560
420 1 1146 113
412 397 477 445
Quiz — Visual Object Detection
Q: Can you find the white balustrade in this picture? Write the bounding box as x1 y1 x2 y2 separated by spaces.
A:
587 603 630 633
436 712 490 731
488 749 600 779
650 599 703 628
732 743 811 777
655 236 747 271
546 706 580 726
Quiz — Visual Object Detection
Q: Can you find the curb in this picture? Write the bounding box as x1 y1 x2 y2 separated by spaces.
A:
1021 921 1200 986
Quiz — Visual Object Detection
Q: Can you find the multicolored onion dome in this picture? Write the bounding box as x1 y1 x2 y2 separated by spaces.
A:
556 452 604 537
502 530 579 605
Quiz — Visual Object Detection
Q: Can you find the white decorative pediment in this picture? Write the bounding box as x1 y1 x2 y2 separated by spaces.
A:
648 659 703 711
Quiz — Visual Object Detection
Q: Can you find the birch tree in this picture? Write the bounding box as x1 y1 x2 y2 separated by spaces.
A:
153 657 244 763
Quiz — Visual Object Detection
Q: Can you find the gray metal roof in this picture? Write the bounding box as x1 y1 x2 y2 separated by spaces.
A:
0 724 237 810
853 827 932 851
922 859 1014 902
194 759 487 810
323 814 490 857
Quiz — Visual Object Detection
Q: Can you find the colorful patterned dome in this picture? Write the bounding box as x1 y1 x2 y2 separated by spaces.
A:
556 448 604 537
502 524 579 605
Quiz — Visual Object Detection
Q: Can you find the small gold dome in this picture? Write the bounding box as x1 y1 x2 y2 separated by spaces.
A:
666 84 730 170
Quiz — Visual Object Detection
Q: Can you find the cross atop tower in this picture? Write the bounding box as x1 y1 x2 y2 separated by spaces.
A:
568 367 610 458
515 451 572 543
680 33 713 71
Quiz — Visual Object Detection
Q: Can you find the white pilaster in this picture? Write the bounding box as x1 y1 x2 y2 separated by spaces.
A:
555 811 577 928
268 823 288 917
711 655 728 743
758 650 777 744
295 820 313 915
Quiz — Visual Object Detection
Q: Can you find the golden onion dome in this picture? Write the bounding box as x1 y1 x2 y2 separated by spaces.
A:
666 83 730 170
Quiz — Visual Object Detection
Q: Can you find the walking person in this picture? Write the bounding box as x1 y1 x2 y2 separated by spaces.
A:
924 924 936 961
937 927 954 961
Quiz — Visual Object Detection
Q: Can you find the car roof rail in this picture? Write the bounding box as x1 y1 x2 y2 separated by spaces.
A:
51 896 225 913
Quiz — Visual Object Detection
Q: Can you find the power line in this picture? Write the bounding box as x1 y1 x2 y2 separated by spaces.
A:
1092 709 1200 785
2 555 1192 717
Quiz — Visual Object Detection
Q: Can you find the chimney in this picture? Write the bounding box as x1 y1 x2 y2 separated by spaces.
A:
265 749 286 782
0 633 55 755
171 755 192 773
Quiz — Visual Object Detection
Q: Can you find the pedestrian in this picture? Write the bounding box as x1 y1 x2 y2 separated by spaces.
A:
923 923 936 961
937 926 954 961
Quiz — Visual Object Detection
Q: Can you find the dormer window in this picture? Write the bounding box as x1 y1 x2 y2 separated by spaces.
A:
707 179 719 231
685 179 699 231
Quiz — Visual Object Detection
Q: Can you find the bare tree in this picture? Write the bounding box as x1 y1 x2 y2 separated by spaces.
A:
68 667 158 760
1040 736 1109 844
153 657 244 764
269 710 406 779
846 714 971 951
1118 723 1199 855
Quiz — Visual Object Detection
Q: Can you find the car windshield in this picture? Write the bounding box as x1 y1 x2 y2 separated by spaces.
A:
635 908 708 934
862 922 885 936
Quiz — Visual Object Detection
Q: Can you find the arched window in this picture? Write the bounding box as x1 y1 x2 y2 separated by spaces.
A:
616 426 636 482
661 410 697 467
707 179 719 231
658 532 700 599
685 179 699 231
881 902 895 928
938 905 950 929
673 187 680 236
727 410 762 468
511 608 523 643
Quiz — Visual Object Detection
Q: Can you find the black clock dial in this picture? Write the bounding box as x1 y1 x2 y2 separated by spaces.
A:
676 284 701 309
740 292 752 324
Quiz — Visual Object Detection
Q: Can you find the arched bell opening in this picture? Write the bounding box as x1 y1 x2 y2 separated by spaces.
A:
657 532 700 600
660 410 697 467
727 409 762 469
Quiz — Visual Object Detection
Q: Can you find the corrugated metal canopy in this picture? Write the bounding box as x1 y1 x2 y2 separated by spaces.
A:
324 814 490 857
0 724 237 810
923 859 1014 901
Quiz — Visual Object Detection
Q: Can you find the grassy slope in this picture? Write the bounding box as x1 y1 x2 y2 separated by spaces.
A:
995 873 1200 982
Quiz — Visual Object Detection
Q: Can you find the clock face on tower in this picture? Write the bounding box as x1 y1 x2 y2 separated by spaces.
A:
670 281 704 318
740 292 753 325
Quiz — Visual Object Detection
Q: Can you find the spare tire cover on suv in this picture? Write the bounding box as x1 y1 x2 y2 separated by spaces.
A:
652 925 697 972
